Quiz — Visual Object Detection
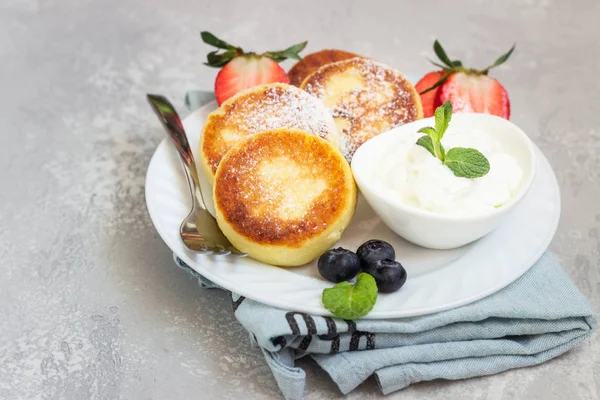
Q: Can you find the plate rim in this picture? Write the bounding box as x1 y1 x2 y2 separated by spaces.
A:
145 104 561 319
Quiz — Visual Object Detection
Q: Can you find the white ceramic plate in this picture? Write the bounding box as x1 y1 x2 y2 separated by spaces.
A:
145 101 561 318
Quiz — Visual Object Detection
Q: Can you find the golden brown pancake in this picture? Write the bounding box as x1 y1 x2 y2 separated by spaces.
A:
300 57 423 161
288 49 361 87
213 129 357 267
200 83 338 184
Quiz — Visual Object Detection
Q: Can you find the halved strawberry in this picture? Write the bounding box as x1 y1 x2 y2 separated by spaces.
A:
415 71 445 117
214 56 289 105
439 72 510 119
416 40 515 119
201 31 307 105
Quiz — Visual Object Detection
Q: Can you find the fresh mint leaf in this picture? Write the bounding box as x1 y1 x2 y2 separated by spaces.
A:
434 100 453 139
417 126 440 142
416 136 435 156
416 102 489 178
416 135 445 158
322 273 378 320
444 147 490 178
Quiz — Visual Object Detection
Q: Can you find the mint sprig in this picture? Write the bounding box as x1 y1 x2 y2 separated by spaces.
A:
322 273 378 320
416 136 445 159
444 148 490 177
416 101 490 179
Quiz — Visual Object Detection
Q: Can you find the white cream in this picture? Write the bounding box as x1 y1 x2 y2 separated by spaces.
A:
374 128 523 216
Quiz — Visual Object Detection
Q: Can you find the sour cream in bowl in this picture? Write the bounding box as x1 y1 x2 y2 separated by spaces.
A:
351 113 536 249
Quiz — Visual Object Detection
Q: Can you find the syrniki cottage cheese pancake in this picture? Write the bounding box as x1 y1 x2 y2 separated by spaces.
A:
287 49 361 87
200 83 337 183
213 129 357 267
300 57 423 161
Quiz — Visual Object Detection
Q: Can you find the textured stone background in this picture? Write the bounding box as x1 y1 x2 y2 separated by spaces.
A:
1 0 599 399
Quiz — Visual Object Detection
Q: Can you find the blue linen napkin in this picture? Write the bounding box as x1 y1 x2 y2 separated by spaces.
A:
175 253 595 399
176 91 596 399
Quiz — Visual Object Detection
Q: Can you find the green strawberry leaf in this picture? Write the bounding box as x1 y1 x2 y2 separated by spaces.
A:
200 33 308 67
282 41 308 56
281 50 303 60
427 58 450 70
322 273 378 320
433 40 455 68
418 69 453 95
266 50 301 62
484 44 516 73
434 100 453 139
263 41 308 63
205 50 238 68
200 31 238 50
416 136 445 158
444 147 490 178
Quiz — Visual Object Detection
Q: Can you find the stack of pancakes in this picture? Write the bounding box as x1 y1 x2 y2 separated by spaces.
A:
199 50 423 266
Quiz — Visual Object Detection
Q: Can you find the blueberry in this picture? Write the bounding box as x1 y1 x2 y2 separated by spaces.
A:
318 248 361 283
368 259 407 293
356 240 395 269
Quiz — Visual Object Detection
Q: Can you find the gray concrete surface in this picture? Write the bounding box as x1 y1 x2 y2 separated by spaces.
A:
1 0 599 399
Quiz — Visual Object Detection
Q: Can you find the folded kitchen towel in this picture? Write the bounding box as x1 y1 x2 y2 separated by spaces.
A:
174 252 595 399
178 91 596 399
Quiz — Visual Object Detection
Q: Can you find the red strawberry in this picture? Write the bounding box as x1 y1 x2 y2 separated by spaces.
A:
439 72 510 119
415 71 445 117
201 31 307 105
416 40 515 119
214 56 289 105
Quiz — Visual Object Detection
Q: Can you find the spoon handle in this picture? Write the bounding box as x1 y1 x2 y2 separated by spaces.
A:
147 94 207 211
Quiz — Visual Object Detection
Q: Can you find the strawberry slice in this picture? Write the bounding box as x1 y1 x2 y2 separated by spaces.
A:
439 72 510 119
214 56 289 105
201 31 307 105
416 40 515 119
415 71 446 117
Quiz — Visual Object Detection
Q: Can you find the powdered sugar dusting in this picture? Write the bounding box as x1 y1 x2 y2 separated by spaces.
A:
223 84 337 144
303 58 419 161
204 84 339 174
214 130 351 247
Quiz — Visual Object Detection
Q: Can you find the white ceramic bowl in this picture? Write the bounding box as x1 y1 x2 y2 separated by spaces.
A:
351 113 537 250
